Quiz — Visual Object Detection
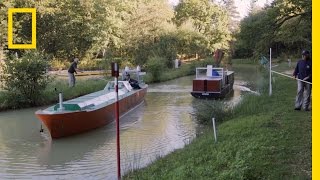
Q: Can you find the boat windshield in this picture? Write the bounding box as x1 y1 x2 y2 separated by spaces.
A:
196 66 225 79
104 81 133 92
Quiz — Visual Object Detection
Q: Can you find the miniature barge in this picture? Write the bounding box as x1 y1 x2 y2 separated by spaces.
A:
191 66 234 99
36 69 147 138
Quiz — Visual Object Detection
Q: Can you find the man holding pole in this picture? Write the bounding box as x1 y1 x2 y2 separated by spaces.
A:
68 58 82 87
293 50 312 111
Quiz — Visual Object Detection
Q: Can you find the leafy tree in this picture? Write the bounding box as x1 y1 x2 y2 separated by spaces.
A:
123 0 175 65
175 27 209 57
222 0 241 32
273 0 311 50
235 0 311 59
146 56 166 82
1 0 127 61
236 9 275 58
175 0 232 53
0 2 11 60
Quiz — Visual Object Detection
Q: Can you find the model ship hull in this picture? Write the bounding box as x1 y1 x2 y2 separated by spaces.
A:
36 87 147 138
191 83 233 99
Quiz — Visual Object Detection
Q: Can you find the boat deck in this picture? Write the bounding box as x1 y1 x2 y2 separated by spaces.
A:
43 82 147 113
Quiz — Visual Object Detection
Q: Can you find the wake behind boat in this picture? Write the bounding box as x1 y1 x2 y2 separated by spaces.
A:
35 69 147 139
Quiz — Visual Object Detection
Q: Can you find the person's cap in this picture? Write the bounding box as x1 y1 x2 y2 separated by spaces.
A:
302 50 310 55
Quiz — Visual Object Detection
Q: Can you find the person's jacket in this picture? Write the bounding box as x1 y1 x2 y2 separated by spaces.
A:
293 59 312 82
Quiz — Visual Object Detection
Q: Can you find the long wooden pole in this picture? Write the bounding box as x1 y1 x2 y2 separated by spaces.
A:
114 63 121 180
271 70 312 85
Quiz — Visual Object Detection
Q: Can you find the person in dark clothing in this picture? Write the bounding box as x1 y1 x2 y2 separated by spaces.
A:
293 50 312 111
68 58 81 87
125 74 141 89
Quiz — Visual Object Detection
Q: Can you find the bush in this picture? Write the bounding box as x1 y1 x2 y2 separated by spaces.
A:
0 51 52 107
146 56 166 82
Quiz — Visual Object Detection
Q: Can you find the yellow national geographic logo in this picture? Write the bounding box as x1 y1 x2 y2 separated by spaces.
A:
8 8 37 49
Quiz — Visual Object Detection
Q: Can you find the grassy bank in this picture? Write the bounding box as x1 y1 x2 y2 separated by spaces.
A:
124 75 311 179
0 78 107 110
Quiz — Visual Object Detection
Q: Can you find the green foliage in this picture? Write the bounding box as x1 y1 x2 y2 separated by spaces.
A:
40 78 107 105
235 0 311 59
132 30 210 68
1 0 127 60
235 9 275 59
0 51 51 107
145 56 166 82
174 0 232 51
175 29 209 57
123 0 175 53
0 1 12 57
132 33 177 68
49 59 69 71
1 0 235 68
142 57 213 84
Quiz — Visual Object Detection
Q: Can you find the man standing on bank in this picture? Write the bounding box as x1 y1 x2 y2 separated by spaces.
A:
293 50 312 111
68 58 81 87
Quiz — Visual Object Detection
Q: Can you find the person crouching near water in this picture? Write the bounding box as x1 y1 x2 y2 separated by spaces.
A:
293 50 312 111
68 58 82 87
125 73 141 89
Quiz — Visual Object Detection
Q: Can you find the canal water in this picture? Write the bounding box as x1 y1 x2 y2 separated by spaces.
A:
0 65 261 179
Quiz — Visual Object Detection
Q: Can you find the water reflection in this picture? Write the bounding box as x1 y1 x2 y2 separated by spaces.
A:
0 92 198 179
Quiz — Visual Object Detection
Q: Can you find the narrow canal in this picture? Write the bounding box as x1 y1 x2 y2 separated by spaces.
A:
0 65 261 179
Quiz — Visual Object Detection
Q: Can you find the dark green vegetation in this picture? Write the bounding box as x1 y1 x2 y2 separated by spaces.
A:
144 57 212 83
0 58 211 110
0 0 311 109
0 78 106 110
0 51 50 106
124 73 311 179
235 0 311 59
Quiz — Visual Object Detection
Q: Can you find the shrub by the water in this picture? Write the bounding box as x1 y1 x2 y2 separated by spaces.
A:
0 51 51 108
146 56 166 82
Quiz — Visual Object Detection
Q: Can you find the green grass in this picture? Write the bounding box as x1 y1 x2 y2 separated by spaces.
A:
40 77 108 104
0 77 107 110
124 75 311 179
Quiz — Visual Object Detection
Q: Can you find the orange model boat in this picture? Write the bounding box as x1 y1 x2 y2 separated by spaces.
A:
35 70 147 139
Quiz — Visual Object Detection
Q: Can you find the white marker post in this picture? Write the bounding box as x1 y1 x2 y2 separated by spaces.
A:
269 48 272 96
212 118 217 142
58 92 64 111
